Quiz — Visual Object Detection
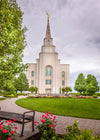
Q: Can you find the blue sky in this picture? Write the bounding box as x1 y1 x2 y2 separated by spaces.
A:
16 0 100 90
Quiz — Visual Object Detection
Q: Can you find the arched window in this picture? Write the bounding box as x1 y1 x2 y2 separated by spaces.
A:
46 67 51 76
62 72 65 77
31 71 34 77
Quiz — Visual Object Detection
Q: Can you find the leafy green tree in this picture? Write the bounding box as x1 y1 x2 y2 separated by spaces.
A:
14 73 29 93
74 73 86 93
0 0 27 90
62 88 65 94
86 74 99 95
34 87 38 94
3 80 15 96
29 86 38 94
29 86 34 94
65 87 72 94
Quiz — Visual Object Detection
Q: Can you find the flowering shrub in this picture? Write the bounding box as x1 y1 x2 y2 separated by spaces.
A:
0 120 18 140
34 111 58 140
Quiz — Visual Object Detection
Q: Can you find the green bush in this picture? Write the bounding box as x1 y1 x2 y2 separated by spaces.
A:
95 93 100 96
93 94 98 98
17 93 27 96
63 120 100 140
34 111 58 140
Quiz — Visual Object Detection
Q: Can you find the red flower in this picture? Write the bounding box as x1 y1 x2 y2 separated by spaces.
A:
34 121 37 123
53 128 56 132
11 130 14 134
8 123 11 125
53 125 56 127
5 121 8 123
49 124 52 127
2 129 8 133
13 119 16 122
42 114 45 118
8 120 11 122
45 116 47 118
0 136 1 139
41 119 45 123
14 126 18 129
8 137 12 140
0 125 2 130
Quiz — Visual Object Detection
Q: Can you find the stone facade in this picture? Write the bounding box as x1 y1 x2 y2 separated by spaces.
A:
26 16 70 94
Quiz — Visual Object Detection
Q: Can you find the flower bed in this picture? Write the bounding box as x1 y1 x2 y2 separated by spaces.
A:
0 120 17 140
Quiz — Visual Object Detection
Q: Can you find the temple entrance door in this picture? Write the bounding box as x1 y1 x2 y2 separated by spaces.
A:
45 88 51 95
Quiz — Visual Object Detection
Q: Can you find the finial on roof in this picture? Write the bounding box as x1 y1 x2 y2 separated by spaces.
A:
47 13 49 20
45 13 51 38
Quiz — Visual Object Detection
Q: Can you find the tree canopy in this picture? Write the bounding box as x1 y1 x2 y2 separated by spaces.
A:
74 73 86 93
14 73 29 93
0 0 27 90
74 73 99 95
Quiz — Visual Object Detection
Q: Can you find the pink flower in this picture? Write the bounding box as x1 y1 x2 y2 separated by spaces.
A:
37 122 39 124
50 114 53 116
53 128 56 132
41 119 45 123
53 125 56 127
49 124 52 127
8 137 12 140
49 117 52 119
2 129 8 133
0 136 1 139
54 116 56 119
8 123 11 125
11 130 14 134
5 121 8 123
42 114 45 118
34 121 37 123
14 126 18 129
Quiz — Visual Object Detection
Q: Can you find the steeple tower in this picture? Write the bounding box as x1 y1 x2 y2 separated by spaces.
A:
45 13 51 38
43 13 53 46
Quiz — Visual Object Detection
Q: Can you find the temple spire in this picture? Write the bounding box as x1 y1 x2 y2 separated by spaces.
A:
45 13 51 38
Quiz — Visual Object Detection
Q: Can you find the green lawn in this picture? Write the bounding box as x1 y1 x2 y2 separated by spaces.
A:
16 98 100 120
0 98 5 101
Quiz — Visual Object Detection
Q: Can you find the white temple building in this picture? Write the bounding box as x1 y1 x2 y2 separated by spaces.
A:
26 14 70 94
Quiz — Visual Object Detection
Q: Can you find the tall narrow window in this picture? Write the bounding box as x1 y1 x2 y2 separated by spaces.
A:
62 72 65 77
48 40 50 45
46 67 51 76
31 71 34 77
31 80 34 85
46 80 51 85
62 80 64 85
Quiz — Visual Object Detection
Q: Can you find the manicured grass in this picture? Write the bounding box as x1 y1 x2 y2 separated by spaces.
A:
16 98 100 120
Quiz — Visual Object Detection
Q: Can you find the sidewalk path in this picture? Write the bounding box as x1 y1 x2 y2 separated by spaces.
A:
0 96 100 137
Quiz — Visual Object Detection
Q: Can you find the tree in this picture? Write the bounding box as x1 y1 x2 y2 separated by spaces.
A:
65 87 72 94
62 88 65 94
29 86 38 94
74 73 86 93
0 0 27 90
14 73 29 93
62 87 72 94
86 74 99 95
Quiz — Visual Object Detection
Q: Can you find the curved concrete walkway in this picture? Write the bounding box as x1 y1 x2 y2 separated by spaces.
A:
0 96 100 137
